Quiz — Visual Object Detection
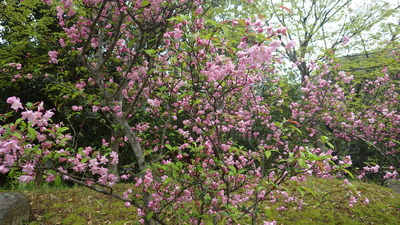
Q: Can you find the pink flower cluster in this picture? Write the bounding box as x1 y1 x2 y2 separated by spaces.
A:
33 0 399 223
6 97 23 111
1 98 120 188
48 51 58 64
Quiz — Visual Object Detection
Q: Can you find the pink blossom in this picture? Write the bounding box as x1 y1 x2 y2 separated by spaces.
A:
72 105 83 111
48 51 59 64
343 75 354 83
383 171 398 179
92 105 99 113
121 174 130 180
277 206 286 211
285 40 296 51
98 155 109 164
348 195 357 207
59 157 67 162
21 110 37 122
46 174 56 182
143 169 154 187
258 190 266 199
22 163 35 175
342 36 350 44
113 105 121 112
357 171 365 179
18 175 34 183
370 165 380 173
277 26 287 36
8 63 22 70
3 140 19 153
73 163 87 172
0 165 10 174
75 81 86 89
4 155 15 166
110 151 119 165
137 208 145 217
91 37 99 48
85 180 94 186
195 7 203 15
343 179 352 186
43 0 53 5
102 139 109 147
147 98 161 107
6 96 23 111
59 38 66 47
43 111 54 120
98 175 114 186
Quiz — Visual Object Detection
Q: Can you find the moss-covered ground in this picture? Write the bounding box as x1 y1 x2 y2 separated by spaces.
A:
2 177 399 224
270 178 400 225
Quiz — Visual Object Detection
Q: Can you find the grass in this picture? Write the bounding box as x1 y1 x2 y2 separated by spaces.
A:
2 178 399 224
270 178 400 225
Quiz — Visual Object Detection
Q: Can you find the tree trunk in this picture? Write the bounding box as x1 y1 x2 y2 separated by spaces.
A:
116 118 147 172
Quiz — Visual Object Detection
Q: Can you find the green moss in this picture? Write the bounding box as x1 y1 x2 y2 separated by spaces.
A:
43 212 57 220
111 221 136 225
14 178 399 224
61 214 87 224
270 177 400 224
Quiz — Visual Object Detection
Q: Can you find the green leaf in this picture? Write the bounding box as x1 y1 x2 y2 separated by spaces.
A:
298 187 316 197
55 175 62 186
12 132 22 139
265 150 272 159
15 118 23 125
341 164 352 168
146 211 154 220
144 49 156 56
273 122 281 127
289 125 303 135
27 127 37 140
298 158 306 168
81 158 90 163
341 168 354 179
228 165 237 174
326 141 335 149
297 188 305 196
57 127 69 133
8 169 15 178
163 177 172 184
165 144 173 150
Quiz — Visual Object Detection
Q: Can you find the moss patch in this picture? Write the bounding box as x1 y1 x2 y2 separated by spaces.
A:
9 178 399 224
270 178 400 224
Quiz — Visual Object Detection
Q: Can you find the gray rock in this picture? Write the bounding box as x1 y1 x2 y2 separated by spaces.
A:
387 179 400 194
0 192 30 225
